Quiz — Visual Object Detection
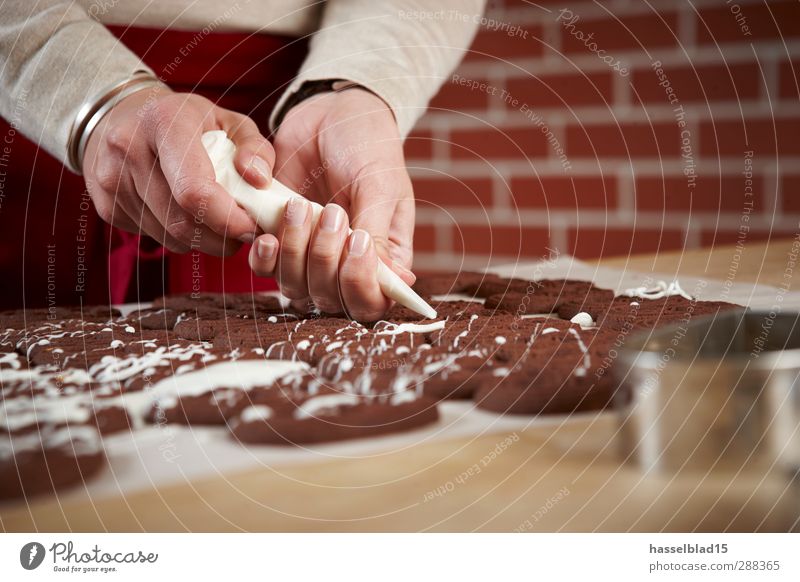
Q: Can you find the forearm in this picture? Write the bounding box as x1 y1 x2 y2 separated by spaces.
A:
0 1 152 171
271 0 486 138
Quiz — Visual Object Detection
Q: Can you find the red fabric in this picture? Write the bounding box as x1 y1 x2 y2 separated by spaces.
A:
0 26 307 309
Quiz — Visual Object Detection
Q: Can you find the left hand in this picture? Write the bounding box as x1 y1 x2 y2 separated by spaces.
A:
250 88 416 321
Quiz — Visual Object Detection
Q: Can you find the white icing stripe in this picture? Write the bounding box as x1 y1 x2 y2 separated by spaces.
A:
294 393 361 419
623 280 693 301
1 359 308 433
374 320 446 335
390 391 418 405
0 425 101 459
567 328 591 377
239 405 273 422
146 360 307 407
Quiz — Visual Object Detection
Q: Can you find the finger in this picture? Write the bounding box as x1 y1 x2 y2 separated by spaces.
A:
307 204 348 313
219 111 275 189
116 166 187 253
148 96 256 241
248 233 279 277
134 159 238 256
95 196 140 236
125 191 189 254
339 229 390 322
275 197 313 300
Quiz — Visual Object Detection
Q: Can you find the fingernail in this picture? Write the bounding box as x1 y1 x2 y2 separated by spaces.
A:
320 204 343 232
392 260 416 283
257 238 276 260
285 197 309 227
348 229 370 257
250 156 271 183
239 232 255 244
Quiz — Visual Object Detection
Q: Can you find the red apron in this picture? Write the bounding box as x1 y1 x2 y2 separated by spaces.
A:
0 26 307 310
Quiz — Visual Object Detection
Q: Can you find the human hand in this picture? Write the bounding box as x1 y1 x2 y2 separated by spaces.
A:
83 87 272 255
250 88 416 321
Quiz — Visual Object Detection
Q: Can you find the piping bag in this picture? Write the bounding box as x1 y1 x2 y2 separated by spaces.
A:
202 130 437 319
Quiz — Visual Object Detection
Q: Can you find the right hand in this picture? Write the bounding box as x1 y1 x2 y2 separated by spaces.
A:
83 86 273 255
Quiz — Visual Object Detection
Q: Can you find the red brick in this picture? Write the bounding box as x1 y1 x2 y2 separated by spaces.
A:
465 24 543 62
569 227 685 259
632 63 761 104
559 11 679 54
454 225 550 257
700 229 797 247
779 59 800 99
566 122 682 158
450 127 551 159
404 130 433 159
509 175 617 209
636 175 764 213
781 175 800 213
699 118 800 156
413 224 439 253
505 71 614 109
695 1 800 45
413 177 493 208
430 75 492 110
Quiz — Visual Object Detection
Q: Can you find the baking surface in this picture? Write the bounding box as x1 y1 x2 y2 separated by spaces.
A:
2 238 798 532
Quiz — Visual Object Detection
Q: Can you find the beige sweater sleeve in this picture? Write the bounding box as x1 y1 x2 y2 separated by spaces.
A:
270 0 486 138
0 1 151 171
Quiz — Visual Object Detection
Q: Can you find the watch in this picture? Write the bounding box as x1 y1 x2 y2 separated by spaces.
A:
273 79 366 128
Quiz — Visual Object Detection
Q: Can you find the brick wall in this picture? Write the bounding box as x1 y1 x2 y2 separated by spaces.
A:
405 0 800 270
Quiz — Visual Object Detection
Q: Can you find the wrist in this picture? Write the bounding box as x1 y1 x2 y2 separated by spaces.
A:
81 83 172 175
273 79 393 129
68 71 167 173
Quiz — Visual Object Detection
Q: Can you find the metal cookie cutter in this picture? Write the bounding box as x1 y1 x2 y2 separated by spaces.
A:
614 309 800 480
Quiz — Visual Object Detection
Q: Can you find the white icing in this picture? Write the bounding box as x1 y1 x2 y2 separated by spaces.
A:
240 405 273 423
110 339 124 349
390 391 418 405
453 314 479 348
1 397 92 432
623 280 693 301
375 320 446 335
494 336 506 345
0 425 101 460
567 328 591 377
294 393 360 419
2 358 307 433
0 352 23 369
570 312 595 328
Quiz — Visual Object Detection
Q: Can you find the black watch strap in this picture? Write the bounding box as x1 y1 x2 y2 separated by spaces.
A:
273 79 363 128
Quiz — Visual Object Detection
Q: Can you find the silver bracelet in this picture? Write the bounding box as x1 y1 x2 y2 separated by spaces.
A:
67 71 166 172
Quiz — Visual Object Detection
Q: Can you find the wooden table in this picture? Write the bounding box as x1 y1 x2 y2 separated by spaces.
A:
3 238 799 532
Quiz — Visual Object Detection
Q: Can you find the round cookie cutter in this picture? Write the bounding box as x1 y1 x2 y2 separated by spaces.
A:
613 309 800 481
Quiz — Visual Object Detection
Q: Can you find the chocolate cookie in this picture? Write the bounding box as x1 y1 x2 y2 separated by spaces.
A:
229 391 439 445
0 425 105 500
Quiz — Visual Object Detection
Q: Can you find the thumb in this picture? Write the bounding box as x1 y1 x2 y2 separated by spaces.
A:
218 110 275 189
